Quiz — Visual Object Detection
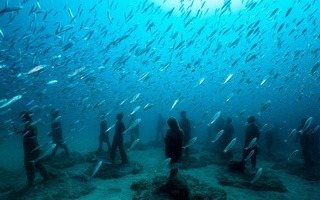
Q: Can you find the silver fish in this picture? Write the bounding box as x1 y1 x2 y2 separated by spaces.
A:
245 150 255 162
245 138 257 150
123 118 141 134
91 160 103 177
183 137 197 149
212 130 224 143
223 138 237 153
0 95 22 109
251 168 263 184
287 149 298 161
209 111 221 125
128 138 140 151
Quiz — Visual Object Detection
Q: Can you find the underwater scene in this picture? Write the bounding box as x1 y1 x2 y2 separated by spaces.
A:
0 0 320 199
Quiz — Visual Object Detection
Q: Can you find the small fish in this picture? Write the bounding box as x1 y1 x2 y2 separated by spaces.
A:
47 80 58 85
260 77 268 85
310 61 320 75
222 74 233 84
27 65 45 74
130 106 140 115
119 99 127 106
258 100 271 114
299 117 313 134
106 124 115 132
62 136 73 144
287 149 298 161
245 138 257 150
170 99 179 111
107 10 113 24
212 130 224 143
237 109 246 117
142 103 153 111
128 138 140 151
123 118 141 134
68 67 85 78
209 111 221 125
223 138 237 153
285 7 292 18
0 95 22 109
91 160 103 177
251 168 263 184
245 150 255 162
30 119 42 126
183 137 197 149
280 121 286 129
0 29 4 37
130 93 140 104
195 77 205 87
284 129 297 143
68 8 74 18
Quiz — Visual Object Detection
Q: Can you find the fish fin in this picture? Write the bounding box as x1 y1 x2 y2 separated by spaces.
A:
5 0 8 8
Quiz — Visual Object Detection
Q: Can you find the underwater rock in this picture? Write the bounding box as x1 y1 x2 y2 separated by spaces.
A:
131 174 227 200
216 167 287 193
131 179 151 191
0 167 23 193
6 169 95 200
87 161 143 179
272 161 320 181
42 151 85 169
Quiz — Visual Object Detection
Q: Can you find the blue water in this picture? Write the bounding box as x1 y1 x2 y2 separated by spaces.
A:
0 0 319 183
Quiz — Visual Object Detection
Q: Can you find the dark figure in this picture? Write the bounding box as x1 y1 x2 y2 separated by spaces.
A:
265 128 274 156
179 110 191 158
110 113 128 164
14 111 51 187
130 114 139 143
242 116 260 169
97 114 111 153
295 118 315 167
222 117 234 159
50 109 69 156
155 114 166 142
164 117 183 180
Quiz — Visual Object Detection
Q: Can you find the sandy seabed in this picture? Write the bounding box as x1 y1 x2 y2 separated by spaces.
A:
0 144 319 200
